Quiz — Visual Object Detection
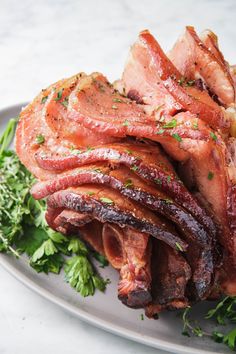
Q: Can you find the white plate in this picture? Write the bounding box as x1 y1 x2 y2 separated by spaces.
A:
0 103 230 354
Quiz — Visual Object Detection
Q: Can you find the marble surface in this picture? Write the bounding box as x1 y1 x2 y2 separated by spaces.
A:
0 0 236 353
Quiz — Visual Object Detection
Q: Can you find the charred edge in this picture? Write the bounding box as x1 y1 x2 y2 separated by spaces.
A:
118 289 152 309
32 169 211 247
47 191 187 251
35 147 216 238
125 161 217 238
186 248 215 300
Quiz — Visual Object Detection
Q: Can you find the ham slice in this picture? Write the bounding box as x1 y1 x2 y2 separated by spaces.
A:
120 30 227 130
169 26 235 107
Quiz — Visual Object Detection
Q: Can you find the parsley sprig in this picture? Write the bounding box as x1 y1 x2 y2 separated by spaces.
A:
181 297 236 351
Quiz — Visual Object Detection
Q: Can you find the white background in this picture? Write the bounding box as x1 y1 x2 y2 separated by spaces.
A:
1 0 236 353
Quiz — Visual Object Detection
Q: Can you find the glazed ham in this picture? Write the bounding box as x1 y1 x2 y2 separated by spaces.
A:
15 25 236 316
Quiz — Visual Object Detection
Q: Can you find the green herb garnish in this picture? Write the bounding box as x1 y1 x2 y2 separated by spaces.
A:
99 197 114 205
210 132 218 141
41 96 48 104
0 117 18 155
35 134 45 144
54 89 63 101
175 242 183 252
208 171 214 180
122 119 129 126
64 255 106 297
124 179 133 188
186 80 195 86
86 191 95 196
93 168 102 173
193 120 199 130
156 129 165 135
86 146 95 152
177 77 185 86
164 198 173 204
113 98 124 103
154 178 162 185
125 149 133 155
163 118 177 129
61 97 69 108
172 133 182 142
71 149 82 155
181 298 236 351
131 165 138 171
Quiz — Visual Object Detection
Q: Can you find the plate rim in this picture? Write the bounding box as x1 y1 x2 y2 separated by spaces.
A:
0 103 226 354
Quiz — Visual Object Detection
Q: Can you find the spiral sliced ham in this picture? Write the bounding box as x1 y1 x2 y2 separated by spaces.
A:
15 25 236 315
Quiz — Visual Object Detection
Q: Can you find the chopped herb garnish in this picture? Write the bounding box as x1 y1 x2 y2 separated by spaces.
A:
177 76 185 86
86 146 94 152
113 98 124 103
61 97 69 108
93 168 102 173
125 149 133 155
167 175 171 183
86 191 95 196
99 197 114 205
210 132 217 141
122 119 129 126
164 198 173 204
175 242 183 252
156 129 165 135
154 178 162 185
71 149 82 155
111 105 118 110
208 171 214 180
124 179 133 188
163 118 177 129
193 120 199 130
140 314 144 320
41 96 48 104
172 133 182 142
131 165 138 171
54 89 63 101
35 134 45 144
186 80 195 87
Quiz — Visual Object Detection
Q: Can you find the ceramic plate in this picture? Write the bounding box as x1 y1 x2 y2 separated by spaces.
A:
0 104 229 354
